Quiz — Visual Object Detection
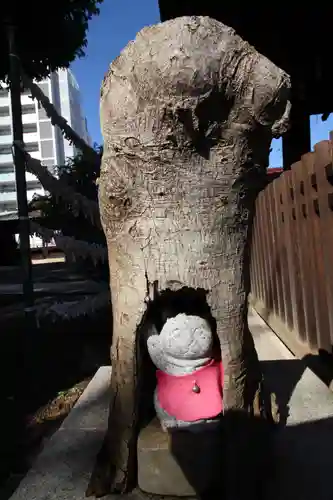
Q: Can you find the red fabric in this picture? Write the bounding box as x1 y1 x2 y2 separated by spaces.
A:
156 360 224 421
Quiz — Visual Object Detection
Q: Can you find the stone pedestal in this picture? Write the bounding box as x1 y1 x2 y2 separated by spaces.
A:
137 418 223 497
137 418 196 497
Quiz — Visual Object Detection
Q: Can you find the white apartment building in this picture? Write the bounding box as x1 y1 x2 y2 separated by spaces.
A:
0 68 91 219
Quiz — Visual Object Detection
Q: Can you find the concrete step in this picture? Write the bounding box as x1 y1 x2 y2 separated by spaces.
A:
8 366 111 500
137 418 196 497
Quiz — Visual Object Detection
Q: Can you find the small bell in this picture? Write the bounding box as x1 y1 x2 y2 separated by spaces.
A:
192 382 201 394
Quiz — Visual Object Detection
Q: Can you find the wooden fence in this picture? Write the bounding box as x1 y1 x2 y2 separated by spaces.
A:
250 133 333 356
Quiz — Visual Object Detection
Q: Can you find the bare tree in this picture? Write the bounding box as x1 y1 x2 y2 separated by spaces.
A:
88 16 290 498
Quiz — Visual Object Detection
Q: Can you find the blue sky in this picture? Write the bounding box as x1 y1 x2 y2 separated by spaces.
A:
269 115 333 168
71 0 333 168
71 0 160 145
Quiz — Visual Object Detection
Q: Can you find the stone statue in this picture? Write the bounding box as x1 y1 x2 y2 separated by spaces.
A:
147 313 224 431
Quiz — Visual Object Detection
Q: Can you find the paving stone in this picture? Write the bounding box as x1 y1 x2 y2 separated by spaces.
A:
250 307 333 500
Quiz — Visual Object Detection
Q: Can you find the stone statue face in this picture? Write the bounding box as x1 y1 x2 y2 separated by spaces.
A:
158 313 213 362
147 313 214 375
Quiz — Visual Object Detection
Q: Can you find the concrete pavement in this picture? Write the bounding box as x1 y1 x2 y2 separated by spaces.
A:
249 308 333 500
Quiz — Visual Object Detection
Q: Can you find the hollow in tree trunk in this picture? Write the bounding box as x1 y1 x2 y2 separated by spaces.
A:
87 16 290 498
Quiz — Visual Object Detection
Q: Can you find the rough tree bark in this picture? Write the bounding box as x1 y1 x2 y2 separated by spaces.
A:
87 16 290 498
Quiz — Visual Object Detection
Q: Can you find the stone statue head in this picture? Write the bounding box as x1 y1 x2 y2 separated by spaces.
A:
147 313 213 375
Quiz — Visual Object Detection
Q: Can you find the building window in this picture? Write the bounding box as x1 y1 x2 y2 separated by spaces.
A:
0 125 11 136
43 159 54 167
41 140 54 158
38 104 48 120
0 106 10 117
39 121 52 139
0 143 38 154
0 182 16 193
22 103 35 114
0 145 12 155
37 83 50 98
26 179 42 191
0 163 14 174
0 200 18 211
21 85 32 96
43 158 56 175
25 143 39 153
23 123 37 134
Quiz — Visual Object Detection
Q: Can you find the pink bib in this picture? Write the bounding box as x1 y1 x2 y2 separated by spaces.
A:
156 360 224 422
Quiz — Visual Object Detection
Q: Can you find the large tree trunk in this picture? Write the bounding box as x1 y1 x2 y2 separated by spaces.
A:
87 16 290 498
